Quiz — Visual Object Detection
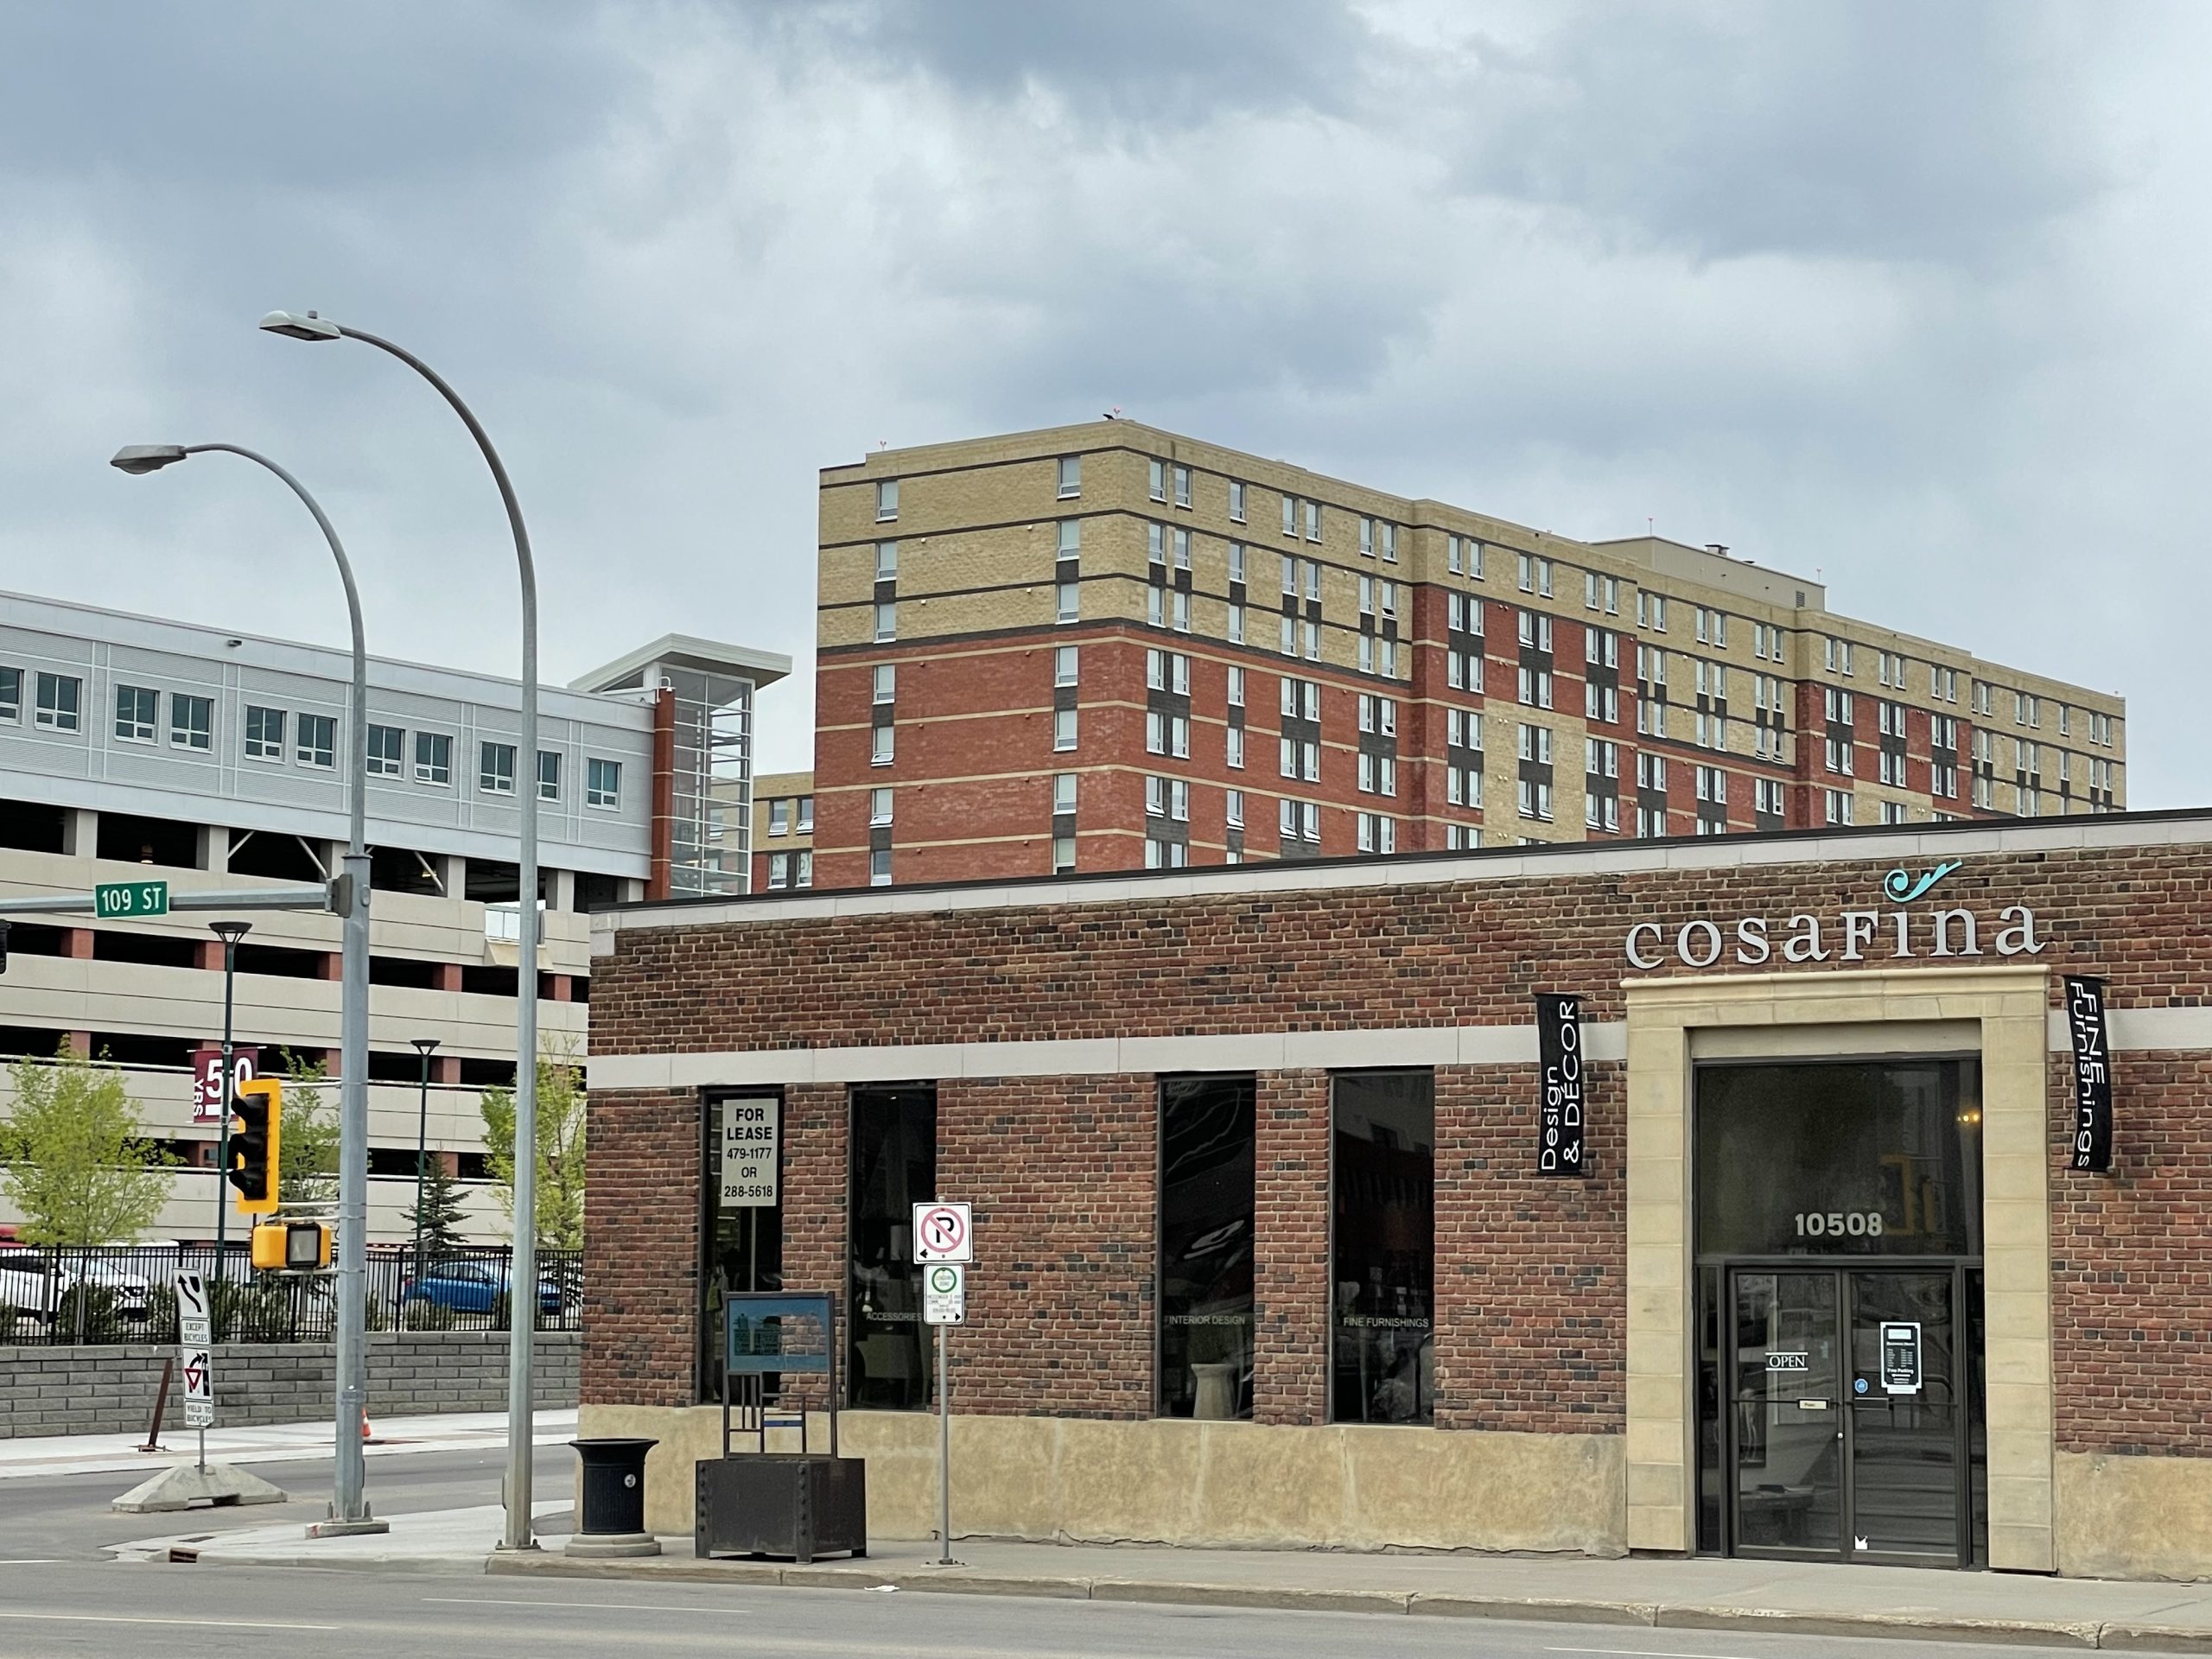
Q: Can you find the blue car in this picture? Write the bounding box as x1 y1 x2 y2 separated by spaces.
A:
399 1260 563 1316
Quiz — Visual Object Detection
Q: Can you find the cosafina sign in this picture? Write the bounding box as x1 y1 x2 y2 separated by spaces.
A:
2065 975 2113 1173
1623 860 2047 970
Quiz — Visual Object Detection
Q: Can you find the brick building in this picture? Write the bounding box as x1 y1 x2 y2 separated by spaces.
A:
584 808 2212 1579
809 421 2124 887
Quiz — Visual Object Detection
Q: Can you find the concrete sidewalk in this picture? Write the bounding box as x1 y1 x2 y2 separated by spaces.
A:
106 1503 2212 1649
0 1408 578 1481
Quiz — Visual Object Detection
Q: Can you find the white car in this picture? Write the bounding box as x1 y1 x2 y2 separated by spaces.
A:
0 1250 152 1329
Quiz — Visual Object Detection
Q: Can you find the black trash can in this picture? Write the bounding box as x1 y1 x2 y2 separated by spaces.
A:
566 1438 659 1558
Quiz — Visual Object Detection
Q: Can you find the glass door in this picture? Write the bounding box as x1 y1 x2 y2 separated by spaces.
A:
1848 1270 1961 1564
1730 1269 1844 1555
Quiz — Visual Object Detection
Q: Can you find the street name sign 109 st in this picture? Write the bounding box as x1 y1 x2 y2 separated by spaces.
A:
94 880 168 918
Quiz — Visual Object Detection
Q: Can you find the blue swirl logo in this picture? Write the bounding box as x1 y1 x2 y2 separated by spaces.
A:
1882 860 1961 904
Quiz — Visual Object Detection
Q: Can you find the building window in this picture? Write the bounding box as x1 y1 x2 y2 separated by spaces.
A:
112 683 157 744
848 1084 934 1404
162 692 213 753
1055 646 1078 690
874 602 896 643
1331 1070 1433 1425
874 480 898 522
479 741 516 794
1172 464 1192 508
1149 459 1168 502
415 731 453 786
0 666 18 723
768 798 791 837
298 713 337 770
365 722 404 776
1226 727 1245 769
31 671 79 732
1225 788 1244 829
869 786 894 828
767 853 790 890
867 664 894 706
1305 500 1322 543
1057 455 1081 499
244 704 285 760
868 847 893 887
1229 480 1247 523
1053 709 1077 752
1052 835 1076 874
1824 787 1853 825
587 758 621 809
1052 772 1077 817
1356 812 1396 854
875 540 898 581
537 750 561 800
1881 800 1910 825
873 722 896 765
1056 580 1080 623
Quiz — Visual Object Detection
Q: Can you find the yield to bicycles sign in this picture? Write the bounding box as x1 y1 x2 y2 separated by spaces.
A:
912 1201 971 1263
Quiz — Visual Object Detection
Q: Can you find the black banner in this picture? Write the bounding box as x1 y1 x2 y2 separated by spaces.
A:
1536 992 1587 1178
2065 975 2113 1173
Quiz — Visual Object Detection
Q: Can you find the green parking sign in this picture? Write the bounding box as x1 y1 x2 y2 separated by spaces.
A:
93 880 168 919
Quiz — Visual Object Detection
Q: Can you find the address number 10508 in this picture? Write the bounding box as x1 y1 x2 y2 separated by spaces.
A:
1796 1210 1883 1238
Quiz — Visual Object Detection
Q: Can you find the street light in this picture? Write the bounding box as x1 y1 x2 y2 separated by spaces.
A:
207 920 251 1290
410 1038 441 1319
115 441 381 1538
260 308 543 1554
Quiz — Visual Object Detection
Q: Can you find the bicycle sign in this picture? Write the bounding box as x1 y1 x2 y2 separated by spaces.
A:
912 1201 972 1263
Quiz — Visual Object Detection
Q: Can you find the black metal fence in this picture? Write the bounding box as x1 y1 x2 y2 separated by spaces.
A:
0 1243 583 1344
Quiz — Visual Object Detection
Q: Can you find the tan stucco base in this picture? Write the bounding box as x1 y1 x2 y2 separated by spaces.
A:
2056 1452 2212 1582
579 1402 1624 1554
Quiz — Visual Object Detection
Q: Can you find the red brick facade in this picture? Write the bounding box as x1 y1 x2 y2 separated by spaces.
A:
588 820 2212 1461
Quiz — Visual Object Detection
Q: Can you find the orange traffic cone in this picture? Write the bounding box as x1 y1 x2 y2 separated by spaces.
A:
360 1408 377 1445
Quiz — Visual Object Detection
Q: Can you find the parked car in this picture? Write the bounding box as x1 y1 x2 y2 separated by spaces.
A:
0 1249 152 1327
398 1259 563 1316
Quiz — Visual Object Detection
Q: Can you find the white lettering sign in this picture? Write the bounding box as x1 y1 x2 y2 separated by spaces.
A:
718 1097 779 1209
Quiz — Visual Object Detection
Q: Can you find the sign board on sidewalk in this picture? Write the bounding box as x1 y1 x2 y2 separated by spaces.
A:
1881 1321 1923 1395
717 1096 779 1208
190 1047 259 1125
923 1263 966 1325
94 880 168 919
912 1201 972 1263
174 1271 213 1428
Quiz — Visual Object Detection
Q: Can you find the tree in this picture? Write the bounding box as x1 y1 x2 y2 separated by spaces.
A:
0 1045 173 1245
479 1037 586 1250
274 1050 339 1207
404 1158 470 1262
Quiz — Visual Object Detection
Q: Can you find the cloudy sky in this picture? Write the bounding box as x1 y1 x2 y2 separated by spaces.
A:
1 2 2202 795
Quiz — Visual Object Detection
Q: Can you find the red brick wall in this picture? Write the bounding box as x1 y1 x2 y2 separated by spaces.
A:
1434 1063 1626 1433
2050 1052 2212 1458
582 1089 697 1408
1253 1069 1328 1427
942 1076 1154 1419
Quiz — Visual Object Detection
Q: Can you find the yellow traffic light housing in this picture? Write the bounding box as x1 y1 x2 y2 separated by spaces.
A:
228 1077 282 1216
251 1220 330 1272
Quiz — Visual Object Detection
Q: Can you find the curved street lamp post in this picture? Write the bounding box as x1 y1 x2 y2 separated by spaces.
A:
111 442 381 1536
257 311 543 1553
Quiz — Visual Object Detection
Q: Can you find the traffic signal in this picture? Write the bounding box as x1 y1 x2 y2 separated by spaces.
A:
251 1220 329 1271
227 1077 282 1215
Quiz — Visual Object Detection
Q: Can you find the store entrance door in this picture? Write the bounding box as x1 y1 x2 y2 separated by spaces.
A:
1727 1266 1978 1566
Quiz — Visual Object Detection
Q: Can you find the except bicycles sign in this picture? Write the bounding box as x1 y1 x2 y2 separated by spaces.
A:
912 1202 972 1263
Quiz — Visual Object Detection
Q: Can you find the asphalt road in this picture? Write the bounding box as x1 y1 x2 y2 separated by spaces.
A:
0 1564 2099 1659
0 1444 572 1561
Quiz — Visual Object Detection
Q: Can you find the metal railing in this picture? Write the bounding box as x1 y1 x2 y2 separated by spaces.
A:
0 1243 582 1345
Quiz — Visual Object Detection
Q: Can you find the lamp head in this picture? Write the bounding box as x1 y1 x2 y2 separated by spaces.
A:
110 444 189 475
258 308 342 342
208 920 253 942
410 1038 441 1055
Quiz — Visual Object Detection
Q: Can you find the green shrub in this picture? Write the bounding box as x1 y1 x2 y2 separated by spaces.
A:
404 1297 457 1332
0 1302 19 1344
54 1282 124 1344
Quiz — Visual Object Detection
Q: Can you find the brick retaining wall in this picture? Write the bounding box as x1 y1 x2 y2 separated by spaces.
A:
0 1331 580 1440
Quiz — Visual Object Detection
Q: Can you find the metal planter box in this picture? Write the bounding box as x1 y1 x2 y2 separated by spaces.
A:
694 1453 868 1563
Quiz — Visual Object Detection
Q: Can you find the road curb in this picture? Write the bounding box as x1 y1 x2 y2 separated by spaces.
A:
1658 1605 2104 1648
153 1546 2212 1648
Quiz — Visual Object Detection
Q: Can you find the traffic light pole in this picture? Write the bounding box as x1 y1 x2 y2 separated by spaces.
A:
210 922 249 1305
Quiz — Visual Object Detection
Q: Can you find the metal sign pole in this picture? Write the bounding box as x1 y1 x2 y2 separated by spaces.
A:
937 1319 950 1565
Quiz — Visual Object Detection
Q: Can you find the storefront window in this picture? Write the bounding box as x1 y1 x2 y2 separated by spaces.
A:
1696 1059 1982 1257
1330 1070 1433 1424
848 1084 936 1410
697 1092 783 1402
1158 1074 1255 1420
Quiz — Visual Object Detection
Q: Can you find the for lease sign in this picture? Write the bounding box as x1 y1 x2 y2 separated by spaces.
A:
718 1097 779 1208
